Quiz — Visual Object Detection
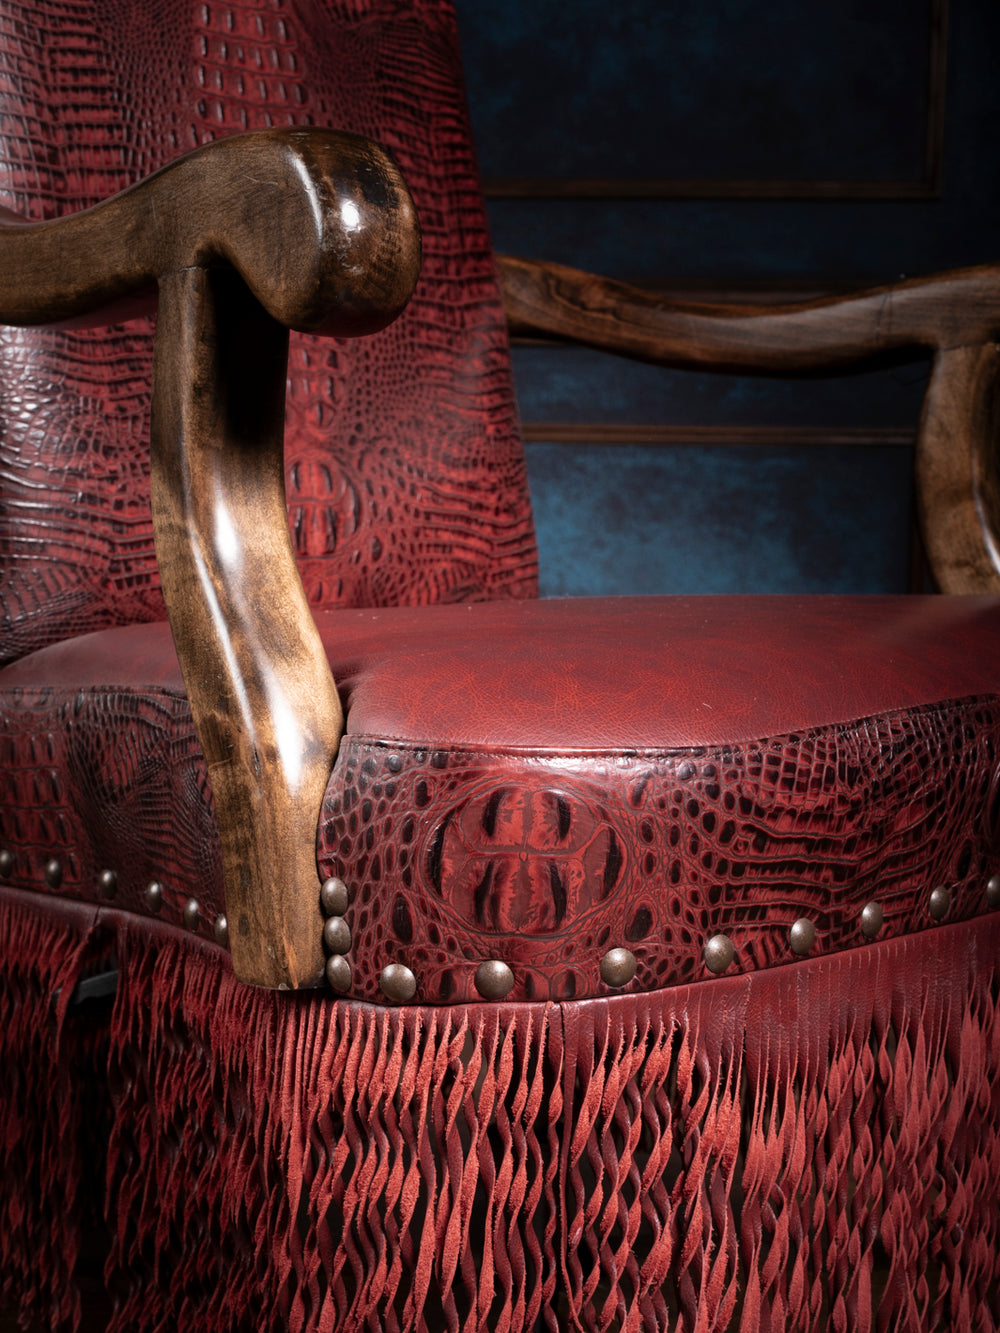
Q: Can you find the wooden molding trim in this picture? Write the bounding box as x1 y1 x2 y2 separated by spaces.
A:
485 178 941 203
484 0 948 202
924 0 949 194
521 423 915 448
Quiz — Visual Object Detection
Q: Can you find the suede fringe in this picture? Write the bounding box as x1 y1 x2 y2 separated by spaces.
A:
1 892 999 1331
0 894 106 1331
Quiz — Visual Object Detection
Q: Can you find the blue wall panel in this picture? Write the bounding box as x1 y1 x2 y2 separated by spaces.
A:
460 0 931 185
526 442 914 597
511 349 929 428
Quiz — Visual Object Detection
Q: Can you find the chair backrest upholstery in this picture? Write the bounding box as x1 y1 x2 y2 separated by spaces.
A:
0 0 538 665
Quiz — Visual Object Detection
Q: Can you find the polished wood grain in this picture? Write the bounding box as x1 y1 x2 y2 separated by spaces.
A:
144 133 419 989
501 254 1000 593
0 126 420 336
0 126 421 988
151 270 333 988
499 256 1000 369
916 343 1000 592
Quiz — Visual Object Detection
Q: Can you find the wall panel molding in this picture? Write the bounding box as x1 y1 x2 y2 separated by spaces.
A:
483 0 948 201
521 424 915 447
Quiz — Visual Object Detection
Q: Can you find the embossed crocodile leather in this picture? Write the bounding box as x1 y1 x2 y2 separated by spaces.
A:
1 1 999 1327
0 681 225 931
0 0 536 666
5 598 1000 1000
318 698 1000 1003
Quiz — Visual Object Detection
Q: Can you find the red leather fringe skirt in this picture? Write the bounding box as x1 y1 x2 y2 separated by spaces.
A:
2 885 998 1332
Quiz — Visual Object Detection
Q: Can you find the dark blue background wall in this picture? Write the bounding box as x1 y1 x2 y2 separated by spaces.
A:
454 0 1000 595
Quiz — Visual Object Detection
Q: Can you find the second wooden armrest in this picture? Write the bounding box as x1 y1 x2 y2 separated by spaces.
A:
499 254 1000 597
498 254 1000 370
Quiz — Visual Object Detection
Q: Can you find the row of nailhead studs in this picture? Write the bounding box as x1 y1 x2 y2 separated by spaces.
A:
0 850 230 947
321 875 1000 1001
703 878 1000 975
143 879 231 949
7 854 995 996
319 874 551 1001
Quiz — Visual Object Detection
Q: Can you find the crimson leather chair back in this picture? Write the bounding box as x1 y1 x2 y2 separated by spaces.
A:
0 0 536 670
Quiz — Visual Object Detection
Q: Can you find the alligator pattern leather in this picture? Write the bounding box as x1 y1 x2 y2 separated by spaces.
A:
317 698 1000 1004
0 683 225 935
4 682 1000 998
4 620 1000 1000
0 0 537 666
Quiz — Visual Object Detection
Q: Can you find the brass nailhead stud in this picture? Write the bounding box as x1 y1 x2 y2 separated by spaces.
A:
0 849 12 877
860 901 884 939
987 876 1000 910
320 877 349 916
213 914 229 948
323 916 352 955
789 918 816 956
929 886 950 921
183 898 200 932
704 934 735 974
44 858 62 889
326 955 352 993
474 959 515 1000
144 880 164 913
599 947 637 988
98 869 118 900
379 963 417 1003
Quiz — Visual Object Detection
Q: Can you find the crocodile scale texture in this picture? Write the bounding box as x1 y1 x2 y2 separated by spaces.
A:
0 0 537 667
317 698 1000 1003
0 683 225 931
4 659 999 1001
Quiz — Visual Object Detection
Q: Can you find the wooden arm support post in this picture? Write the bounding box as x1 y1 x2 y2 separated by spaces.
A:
151 270 341 989
0 128 421 987
499 256 1000 593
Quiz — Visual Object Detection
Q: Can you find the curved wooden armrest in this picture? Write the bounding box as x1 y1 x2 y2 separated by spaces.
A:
0 129 423 991
498 254 1000 370
500 253 1000 599
0 126 420 336
137 132 421 990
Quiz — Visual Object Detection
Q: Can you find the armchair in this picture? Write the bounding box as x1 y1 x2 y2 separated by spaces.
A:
1 2 999 1330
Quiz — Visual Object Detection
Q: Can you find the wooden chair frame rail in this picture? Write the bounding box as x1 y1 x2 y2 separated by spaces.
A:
0 127 421 988
499 255 1000 596
498 256 1000 369
0 126 421 336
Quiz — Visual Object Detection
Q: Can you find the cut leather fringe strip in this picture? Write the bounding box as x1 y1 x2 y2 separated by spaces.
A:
0 893 109 1332
1 888 999 1332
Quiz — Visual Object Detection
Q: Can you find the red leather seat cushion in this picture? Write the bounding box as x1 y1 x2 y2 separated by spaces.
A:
11 592 1000 740
3 595 1000 1004
322 593 1000 746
